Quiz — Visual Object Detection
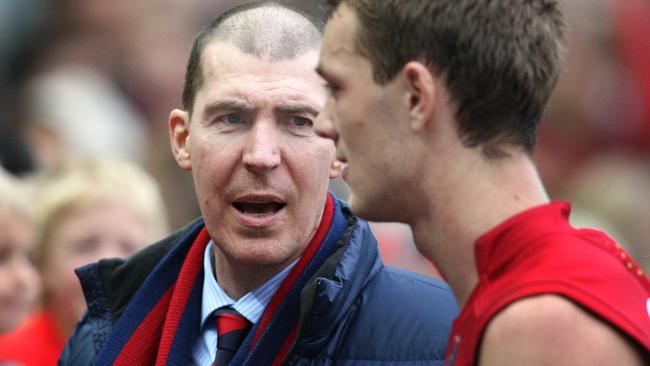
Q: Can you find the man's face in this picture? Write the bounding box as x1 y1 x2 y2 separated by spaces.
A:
171 42 337 272
315 4 409 221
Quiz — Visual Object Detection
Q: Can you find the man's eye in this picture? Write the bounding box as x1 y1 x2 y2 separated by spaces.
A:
224 113 242 124
292 116 313 128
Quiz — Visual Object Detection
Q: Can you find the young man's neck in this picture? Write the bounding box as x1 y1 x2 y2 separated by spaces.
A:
410 149 549 306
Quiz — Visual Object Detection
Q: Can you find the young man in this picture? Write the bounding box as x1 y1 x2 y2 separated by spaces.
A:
315 1 650 365
59 2 458 365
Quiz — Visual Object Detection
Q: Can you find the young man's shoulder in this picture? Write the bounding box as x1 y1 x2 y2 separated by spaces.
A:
479 294 648 366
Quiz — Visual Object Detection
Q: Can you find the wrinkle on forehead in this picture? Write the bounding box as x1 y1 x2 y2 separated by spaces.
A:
203 42 321 81
196 43 326 112
204 85 324 111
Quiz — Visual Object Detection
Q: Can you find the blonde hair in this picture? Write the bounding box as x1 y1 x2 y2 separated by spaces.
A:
35 158 168 265
0 167 32 222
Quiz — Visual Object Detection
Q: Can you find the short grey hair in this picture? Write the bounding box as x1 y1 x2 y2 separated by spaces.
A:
182 2 323 113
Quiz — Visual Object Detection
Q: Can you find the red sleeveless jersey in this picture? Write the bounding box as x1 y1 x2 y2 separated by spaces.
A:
446 202 650 365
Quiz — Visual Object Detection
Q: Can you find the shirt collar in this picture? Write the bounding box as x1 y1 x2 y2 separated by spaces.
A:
200 240 298 329
474 201 571 277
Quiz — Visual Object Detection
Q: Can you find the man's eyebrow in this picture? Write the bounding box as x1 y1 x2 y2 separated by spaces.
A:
202 100 254 120
276 103 320 117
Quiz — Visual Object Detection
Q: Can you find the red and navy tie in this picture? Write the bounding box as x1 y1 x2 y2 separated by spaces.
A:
213 307 251 366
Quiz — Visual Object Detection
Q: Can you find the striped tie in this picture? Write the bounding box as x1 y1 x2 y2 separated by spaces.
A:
213 307 251 366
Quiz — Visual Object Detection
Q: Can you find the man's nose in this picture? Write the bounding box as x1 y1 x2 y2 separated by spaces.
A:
242 121 281 174
314 100 339 144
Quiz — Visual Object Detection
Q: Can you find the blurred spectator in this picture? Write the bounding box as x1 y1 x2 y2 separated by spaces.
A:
539 0 650 194
0 121 36 176
22 65 148 169
608 0 650 146
0 0 46 177
0 168 40 335
0 158 169 365
562 152 650 273
534 0 650 273
12 0 156 173
0 0 49 123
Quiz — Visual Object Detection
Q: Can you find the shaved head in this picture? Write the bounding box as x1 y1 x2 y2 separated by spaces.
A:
182 2 323 113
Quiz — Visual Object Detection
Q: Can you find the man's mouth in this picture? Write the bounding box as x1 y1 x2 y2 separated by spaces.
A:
232 201 286 216
231 194 287 228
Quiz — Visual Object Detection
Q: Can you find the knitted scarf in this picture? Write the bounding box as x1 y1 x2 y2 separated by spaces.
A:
92 193 348 366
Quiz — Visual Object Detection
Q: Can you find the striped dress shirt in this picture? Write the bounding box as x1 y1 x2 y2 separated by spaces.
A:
191 241 297 365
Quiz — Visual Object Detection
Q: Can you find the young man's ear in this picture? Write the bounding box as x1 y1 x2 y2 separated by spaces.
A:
169 109 192 171
402 61 436 132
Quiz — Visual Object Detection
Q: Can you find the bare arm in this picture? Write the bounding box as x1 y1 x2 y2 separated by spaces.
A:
479 295 646 366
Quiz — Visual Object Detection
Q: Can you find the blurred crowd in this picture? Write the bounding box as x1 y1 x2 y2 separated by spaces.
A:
0 158 167 364
539 0 650 272
0 0 648 363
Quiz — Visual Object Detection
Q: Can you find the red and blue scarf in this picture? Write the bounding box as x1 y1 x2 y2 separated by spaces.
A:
92 193 347 366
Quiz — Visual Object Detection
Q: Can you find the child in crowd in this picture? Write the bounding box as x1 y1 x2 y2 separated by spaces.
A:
0 168 40 335
0 159 168 365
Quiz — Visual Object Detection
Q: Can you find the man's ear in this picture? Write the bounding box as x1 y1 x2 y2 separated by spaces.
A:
169 109 192 171
329 159 345 179
402 61 436 132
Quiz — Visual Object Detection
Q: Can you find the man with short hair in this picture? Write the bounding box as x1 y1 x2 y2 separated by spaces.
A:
58 2 458 365
315 1 650 365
